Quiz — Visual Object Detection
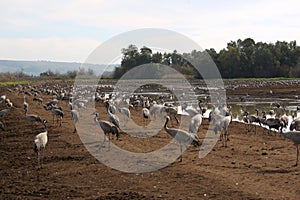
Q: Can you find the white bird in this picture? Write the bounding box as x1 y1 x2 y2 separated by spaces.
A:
212 113 232 147
279 128 300 166
150 104 164 120
142 108 150 126
183 107 199 118
164 116 200 162
23 96 28 112
189 113 202 134
0 95 6 104
34 120 48 169
70 109 79 133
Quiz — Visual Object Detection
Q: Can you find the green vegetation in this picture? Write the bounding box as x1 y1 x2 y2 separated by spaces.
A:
0 80 29 85
114 38 300 79
223 77 300 81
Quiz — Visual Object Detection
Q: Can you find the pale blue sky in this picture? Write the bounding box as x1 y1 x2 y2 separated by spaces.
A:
0 0 299 62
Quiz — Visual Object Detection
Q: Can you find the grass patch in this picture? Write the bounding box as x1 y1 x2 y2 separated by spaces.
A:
223 77 300 81
0 80 30 85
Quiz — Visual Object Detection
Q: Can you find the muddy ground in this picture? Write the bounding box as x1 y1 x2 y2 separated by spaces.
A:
1 80 300 199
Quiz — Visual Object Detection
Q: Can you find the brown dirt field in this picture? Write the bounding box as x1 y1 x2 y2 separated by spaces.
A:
1 81 300 199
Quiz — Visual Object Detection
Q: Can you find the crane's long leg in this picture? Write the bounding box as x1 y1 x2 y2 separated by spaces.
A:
174 115 179 124
219 131 223 141
223 130 227 147
37 152 40 169
108 134 111 150
40 148 44 168
222 130 226 147
179 143 183 162
295 145 299 167
100 133 106 147
37 153 40 168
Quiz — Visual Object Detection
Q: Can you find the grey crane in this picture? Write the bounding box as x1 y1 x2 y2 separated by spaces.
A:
280 113 289 128
91 112 119 148
260 111 281 134
0 121 5 140
104 101 116 114
0 122 4 131
34 120 48 169
164 106 179 125
25 108 43 131
242 109 261 133
0 108 10 118
5 99 13 109
290 117 300 131
280 106 289 128
279 127 300 166
106 106 120 129
164 116 200 162
33 96 43 104
50 107 64 126
118 107 131 126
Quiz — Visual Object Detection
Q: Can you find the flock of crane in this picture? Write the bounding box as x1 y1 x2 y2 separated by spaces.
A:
0 82 300 169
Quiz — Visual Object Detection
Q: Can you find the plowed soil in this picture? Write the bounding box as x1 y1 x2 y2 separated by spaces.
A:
1 81 300 199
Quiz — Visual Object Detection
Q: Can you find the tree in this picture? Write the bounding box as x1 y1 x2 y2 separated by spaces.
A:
136 46 152 65
152 52 163 63
217 46 241 78
114 39 300 79
239 38 256 77
66 70 77 78
40 69 56 77
87 68 95 76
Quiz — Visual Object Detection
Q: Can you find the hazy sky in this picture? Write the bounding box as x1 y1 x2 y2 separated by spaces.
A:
0 0 299 62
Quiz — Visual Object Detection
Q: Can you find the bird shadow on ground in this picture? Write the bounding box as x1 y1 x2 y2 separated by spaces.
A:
258 168 298 174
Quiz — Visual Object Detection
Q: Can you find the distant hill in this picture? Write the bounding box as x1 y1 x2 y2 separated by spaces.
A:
0 60 118 76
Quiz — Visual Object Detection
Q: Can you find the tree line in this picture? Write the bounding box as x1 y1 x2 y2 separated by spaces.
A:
114 38 300 79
